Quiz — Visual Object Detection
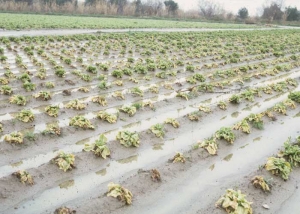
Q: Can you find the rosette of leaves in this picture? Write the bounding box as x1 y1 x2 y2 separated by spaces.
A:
54 207 76 214
176 92 189 100
241 89 255 102
0 85 12 95
65 99 86 110
246 113 264 129
150 124 165 139
4 132 23 144
69 115 94 129
97 111 117 123
149 85 159 94
52 152 75 172
113 91 125 100
198 137 218 155
286 78 298 87
107 182 133 205
86 65 97 74
131 87 143 97
13 170 34 185
273 102 287 115
193 73 206 82
34 91 51 101
18 74 31 84
164 118 180 128
112 69 124 78
23 81 36 92
188 111 201 121
215 127 235 144
116 131 140 147
229 94 241 104
0 77 9 85
215 189 253 214
80 74 92 82
78 87 89 93
288 91 300 103
172 152 186 163
98 80 109 90
283 99 296 109
233 119 251 134
84 134 110 159
151 169 161 182
198 105 211 113
16 109 34 122
9 95 26 105
92 96 107 106
45 105 59 117
278 138 300 167
218 101 227 110
119 105 137 117
42 124 61 136
265 157 292 180
55 68 65 77
45 82 55 88
251 176 270 192
114 80 123 86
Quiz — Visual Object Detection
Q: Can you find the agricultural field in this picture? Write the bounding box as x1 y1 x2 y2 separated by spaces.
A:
0 13 264 30
0 29 300 214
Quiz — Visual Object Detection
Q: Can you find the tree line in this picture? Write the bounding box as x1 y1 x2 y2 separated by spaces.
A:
1 0 300 22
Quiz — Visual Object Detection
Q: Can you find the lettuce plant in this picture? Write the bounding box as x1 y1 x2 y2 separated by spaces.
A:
16 109 34 122
45 105 59 117
107 182 133 205
13 170 34 185
9 95 26 105
97 111 117 123
172 152 185 163
116 131 140 147
65 99 86 110
150 124 165 138
84 134 110 159
92 96 107 106
52 152 75 172
265 157 292 180
198 137 218 155
216 189 253 214
164 118 180 128
215 127 235 144
251 176 270 192
69 115 94 129
4 132 23 144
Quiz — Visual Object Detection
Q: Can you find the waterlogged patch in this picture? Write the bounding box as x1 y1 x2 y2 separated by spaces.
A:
253 137 262 142
239 143 249 149
231 112 239 118
152 143 164 150
203 98 212 104
220 116 227 120
209 164 215 171
264 93 282 102
293 112 300 118
59 179 75 189
76 138 90 145
95 168 107 176
117 155 138 164
223 153 233 161
11 161 23 167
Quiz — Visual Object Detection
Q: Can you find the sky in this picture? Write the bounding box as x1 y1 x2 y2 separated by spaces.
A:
176 0 300 16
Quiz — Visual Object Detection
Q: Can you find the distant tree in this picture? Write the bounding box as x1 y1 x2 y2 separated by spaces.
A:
198 0 223 19
109 0 128 14
262 2 284 21
42 0 73 6
238 7 249 19
14 0 34 5
285 7 299 21
164 0 178 15
134 0 142 16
